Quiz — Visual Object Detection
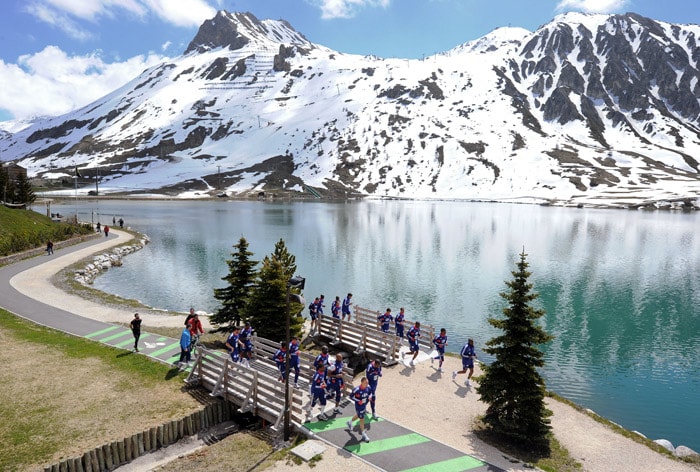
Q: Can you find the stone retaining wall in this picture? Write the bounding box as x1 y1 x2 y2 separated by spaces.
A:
42 399 234 472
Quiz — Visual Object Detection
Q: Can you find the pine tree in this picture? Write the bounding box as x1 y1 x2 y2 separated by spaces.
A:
272 238 297 280
476 250 554 455
15 173 36 205
243 255 304 341
211 237 258 330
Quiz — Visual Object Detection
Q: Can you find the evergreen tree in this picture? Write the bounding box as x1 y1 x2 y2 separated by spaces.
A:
0 166 13 203
15 173 36 205
211 237 258 330
272 238 297 280
243 255 304 341
476 250 554 455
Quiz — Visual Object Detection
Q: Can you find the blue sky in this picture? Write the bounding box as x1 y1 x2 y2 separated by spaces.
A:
0 0 699 123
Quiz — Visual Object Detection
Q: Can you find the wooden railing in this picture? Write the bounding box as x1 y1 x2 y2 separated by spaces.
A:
352 305 436 352
185 334 356 433
317 314 403 365
185 347 305 432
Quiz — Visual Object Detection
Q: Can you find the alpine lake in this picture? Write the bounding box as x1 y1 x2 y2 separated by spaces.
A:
46 198 700 452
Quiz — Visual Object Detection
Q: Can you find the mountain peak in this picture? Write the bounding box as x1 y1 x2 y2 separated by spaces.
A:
184 10 311 55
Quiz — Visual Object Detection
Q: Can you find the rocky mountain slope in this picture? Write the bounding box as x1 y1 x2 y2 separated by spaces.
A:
2 10 700 208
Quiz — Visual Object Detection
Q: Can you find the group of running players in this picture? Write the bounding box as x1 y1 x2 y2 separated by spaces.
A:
212 298 478 443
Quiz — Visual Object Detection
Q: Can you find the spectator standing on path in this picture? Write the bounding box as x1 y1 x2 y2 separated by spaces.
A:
178 327 191 368
328 353 345 414
306 364 330 421
366 359 382 419
289 337 301 388
308 297 320 335
395 307 406 344
272 341 288 382
130 313 142 352
403 321 421 366
118 217 124 228
378 308 393 334
184 307 196 327
104 225 110 237
331 296 341 319
431 328 448 372
46 240 54 255
96 222 101 233
347 377 373 443
453 338 478 386
342 293 353 321
113 216 116 225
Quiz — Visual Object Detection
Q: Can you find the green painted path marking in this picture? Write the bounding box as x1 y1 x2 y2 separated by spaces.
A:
99 330 132 342
345 433 430 456
306 416 384 433
115 333 150 348
400 455 485 472
151 342 181 357
84 325 119 339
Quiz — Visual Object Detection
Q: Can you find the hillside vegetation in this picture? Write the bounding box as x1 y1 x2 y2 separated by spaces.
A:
0 205 93 256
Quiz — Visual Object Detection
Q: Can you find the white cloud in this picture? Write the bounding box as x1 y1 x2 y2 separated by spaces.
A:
555 0 630 14
161 40 172 51
24 2 93 40
142 0 217 28
26 0 216 30
0 46 166 120
308 0 391 20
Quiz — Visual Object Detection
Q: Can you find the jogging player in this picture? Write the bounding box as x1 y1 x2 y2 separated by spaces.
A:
453 338 477 386
347 377 373 442
431 328 448 372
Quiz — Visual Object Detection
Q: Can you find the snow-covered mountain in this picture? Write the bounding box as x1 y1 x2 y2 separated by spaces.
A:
3 10 700 208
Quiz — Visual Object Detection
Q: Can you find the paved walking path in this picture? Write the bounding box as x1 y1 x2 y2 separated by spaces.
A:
0 233 504 472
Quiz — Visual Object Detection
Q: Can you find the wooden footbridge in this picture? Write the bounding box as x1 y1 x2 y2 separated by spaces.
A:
185 306 435 436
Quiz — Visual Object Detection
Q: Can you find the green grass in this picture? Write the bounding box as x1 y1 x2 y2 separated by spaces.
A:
0 308 196 471
0 307 178 384
0 204 93 257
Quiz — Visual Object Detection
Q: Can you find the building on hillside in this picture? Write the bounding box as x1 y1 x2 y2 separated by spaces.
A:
2 162 27 180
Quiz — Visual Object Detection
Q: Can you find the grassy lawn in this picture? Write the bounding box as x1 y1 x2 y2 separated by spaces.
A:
0 308 200 471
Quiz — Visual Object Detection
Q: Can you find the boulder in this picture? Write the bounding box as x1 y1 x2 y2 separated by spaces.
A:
675 445 699 458
653 439 675 453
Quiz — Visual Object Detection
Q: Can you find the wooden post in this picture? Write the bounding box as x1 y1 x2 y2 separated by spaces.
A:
137 431 144 455
125 435 133 461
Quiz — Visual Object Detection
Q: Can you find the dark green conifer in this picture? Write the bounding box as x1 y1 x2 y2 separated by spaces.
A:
476 250 554 455
211 237 258 330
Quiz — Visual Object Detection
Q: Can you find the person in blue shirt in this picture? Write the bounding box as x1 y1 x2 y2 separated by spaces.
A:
331 296 341 319
272 341 287 382
365 359 382 419
306 364 330 421
289 337 301 388
431 328 448 372
342 293 352 321
239 322 254 368
225 327 241 363
402 321 421 366
309 297 320 335
347 377 372 442
378 308 393 333
452 338 478 386
327 353 345 414
394 307 406 344
314 346 330 370
178 327 191 368
317 295 325 315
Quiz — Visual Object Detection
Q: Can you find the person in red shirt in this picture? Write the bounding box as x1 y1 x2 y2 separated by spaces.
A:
187 313 204 352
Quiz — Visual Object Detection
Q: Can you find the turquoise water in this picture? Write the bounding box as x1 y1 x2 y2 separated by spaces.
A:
50 199 700 450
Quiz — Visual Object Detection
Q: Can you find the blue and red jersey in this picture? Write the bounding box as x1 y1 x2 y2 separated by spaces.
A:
378 312 393 332
433 334 448 352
